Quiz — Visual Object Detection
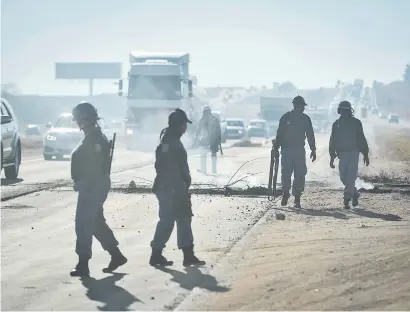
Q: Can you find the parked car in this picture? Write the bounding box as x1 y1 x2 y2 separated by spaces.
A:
1 98 22 179
222 118 246 140
379 112 387 119
25 124 42 136
388 113 399 124
43 113 113 160
247 119 270 139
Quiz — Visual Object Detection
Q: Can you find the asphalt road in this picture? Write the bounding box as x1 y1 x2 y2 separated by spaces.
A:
1 113 406 310
0 131 333 311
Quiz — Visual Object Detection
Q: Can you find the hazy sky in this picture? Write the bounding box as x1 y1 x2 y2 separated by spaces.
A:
1 0 409 95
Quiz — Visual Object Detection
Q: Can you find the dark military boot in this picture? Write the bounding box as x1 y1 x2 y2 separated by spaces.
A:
182 247 206 267
281 192 290 206
103 247 128 273
344 198 351 209
294 195 301 208
149 248 173 266
352 194 359 207
70 258 90 277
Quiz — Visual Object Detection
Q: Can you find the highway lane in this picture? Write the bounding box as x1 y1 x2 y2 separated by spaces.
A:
1 134 333 311
1 141 241 200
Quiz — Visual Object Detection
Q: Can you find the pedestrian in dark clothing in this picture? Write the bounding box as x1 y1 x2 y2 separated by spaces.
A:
274 96 317 208
70 102 127 277
150 108 206 267
329 101 370 209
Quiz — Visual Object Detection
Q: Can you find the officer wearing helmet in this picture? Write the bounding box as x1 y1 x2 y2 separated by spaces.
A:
150 108 205 267
274 96 317 208
329 101 369 209
70 102 127 277
195 105 222 174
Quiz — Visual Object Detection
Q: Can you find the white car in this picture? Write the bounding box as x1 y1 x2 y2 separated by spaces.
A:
43 113 113 160
247 119 270 139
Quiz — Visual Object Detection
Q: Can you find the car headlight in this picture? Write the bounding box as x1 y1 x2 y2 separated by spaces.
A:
238 130 243 134
126 128 133 135
46 134 57 141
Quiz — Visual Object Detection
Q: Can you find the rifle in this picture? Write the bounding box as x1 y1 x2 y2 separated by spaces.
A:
267 139 280 200
108 133 116 174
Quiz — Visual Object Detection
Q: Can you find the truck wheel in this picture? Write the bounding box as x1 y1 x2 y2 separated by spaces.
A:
5 143 21 179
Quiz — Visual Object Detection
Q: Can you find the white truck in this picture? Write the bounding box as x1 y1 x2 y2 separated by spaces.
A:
259 96 291 137
117 51 195 150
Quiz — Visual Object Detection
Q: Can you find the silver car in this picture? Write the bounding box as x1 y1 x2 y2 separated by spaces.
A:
43 113 112 160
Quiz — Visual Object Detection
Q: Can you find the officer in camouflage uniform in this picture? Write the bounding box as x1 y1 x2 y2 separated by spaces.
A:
329 101 370 209
70 102 127 277
274 96 317 208
195 106 222 174
150 108 206 267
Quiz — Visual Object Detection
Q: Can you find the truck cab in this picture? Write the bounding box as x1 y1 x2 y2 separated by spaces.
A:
118 52 194 150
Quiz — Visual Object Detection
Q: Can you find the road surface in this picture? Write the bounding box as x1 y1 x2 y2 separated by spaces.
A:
1 121 409 311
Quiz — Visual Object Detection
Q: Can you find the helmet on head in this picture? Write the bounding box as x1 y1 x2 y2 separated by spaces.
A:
338 101 352 111
72 102 100 123
292 95 307 106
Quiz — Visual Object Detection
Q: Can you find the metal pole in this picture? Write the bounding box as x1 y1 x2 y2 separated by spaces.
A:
89 79 93 96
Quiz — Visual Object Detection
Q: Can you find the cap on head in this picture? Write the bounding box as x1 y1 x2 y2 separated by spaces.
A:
168 108 192 128
203 105 211 113
72 101 100 122
292 95 307 106
338 101 353 111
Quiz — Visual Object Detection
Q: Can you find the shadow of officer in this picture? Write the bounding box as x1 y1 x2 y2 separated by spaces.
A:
80 273 142 311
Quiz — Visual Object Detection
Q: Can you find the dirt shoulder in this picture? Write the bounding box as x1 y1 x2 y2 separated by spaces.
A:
177 125 410 311
177 187 410 311
360 126 410 183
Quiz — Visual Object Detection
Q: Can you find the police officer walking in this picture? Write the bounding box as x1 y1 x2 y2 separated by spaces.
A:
150 108 206 267
70 102 127 277
329 101 370 209
274 96 317 208
195 106 222 174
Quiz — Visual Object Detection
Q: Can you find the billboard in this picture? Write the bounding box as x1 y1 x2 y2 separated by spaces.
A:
55 62 122 79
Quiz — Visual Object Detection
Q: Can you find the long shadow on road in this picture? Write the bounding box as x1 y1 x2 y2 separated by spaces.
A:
274 206 403 221
275 206 349 220
80 273 142 311
156 266 230 293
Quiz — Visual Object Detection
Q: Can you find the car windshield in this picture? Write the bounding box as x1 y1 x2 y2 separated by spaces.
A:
250 121 265 127
128 75 182 100
54 115 76 128
54 115 108 128
227 120 244 127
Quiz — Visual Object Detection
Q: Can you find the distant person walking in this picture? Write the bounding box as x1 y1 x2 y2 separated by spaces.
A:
274 96 317 208
195 106 222 174
329 101 370 209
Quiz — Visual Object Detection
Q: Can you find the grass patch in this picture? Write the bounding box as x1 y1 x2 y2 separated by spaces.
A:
375 128 410 162
361 170 410 184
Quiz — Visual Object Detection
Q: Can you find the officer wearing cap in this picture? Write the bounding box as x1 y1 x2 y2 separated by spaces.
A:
274 95 316 208
195 105 222 174
150 108 206 267
329 101 370 209
70 102 127 277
